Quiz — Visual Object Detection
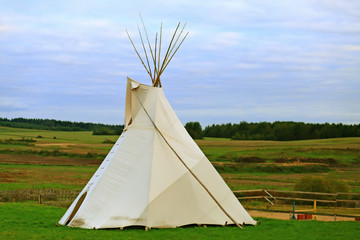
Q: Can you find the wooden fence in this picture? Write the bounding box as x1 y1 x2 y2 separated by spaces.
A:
1 189 360 208
233 189 360 208
0 189 79 207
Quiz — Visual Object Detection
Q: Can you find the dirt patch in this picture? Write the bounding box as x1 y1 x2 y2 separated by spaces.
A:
271 162 327 167
33 142 108 155
275 157 338 165
35 143 78 147
0 154 102 166
235 156 265 163
213 161 327 167
225 178 294 188
248 210 356 221
0 164 93 189
0 171 28 182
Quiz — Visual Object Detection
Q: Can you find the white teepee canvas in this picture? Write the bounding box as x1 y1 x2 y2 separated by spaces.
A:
58 77 256 229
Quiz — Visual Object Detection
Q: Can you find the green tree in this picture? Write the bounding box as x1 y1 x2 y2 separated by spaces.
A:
294 176 349 193
185 122 203 139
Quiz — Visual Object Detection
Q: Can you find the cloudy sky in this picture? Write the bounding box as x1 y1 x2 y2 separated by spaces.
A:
1 0 359 126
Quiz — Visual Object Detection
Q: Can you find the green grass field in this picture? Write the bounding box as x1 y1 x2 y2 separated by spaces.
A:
0 203 359 240
0 126 359 192
0 126 359 239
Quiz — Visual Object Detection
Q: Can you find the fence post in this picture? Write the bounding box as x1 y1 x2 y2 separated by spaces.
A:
313 201 317 220
38 194 42 204
290 201 296 220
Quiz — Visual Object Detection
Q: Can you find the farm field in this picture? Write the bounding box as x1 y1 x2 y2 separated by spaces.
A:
1 126 359 238
1 126 359 193
0 202 359 240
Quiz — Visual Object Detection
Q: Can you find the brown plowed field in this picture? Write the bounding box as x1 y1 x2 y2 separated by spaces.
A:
0 154 101 166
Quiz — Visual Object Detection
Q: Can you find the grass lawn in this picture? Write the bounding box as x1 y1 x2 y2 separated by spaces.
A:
0 203 359 240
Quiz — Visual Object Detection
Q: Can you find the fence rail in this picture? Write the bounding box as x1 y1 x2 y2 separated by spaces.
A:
0 189 80 207
233 189 360 208
1 189 360 208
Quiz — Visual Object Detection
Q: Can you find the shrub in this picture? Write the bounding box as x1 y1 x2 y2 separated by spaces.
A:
92 128 121 135
235 156 265 163
103 139 115 144
294 176 349 193
0 138 36 146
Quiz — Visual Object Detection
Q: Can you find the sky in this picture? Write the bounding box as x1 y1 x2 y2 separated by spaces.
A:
0 0 359 127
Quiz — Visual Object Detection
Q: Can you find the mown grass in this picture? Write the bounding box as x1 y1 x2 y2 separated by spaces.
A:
203 146 359 164
215 164 330 174
198 137 360 164
0 126 117 157
0 126 118 144
0 203 358 240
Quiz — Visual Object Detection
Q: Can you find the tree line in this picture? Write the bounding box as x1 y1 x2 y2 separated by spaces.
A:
186 121 360 141
0 117 123 135
1 118 359 140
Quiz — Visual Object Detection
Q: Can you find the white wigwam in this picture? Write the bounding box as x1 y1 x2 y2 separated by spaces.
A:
59 20 256 229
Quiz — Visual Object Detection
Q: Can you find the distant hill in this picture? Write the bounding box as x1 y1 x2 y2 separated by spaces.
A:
0 117 124 135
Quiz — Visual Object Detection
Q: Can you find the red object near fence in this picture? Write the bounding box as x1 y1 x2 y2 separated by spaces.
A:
297 214 305 220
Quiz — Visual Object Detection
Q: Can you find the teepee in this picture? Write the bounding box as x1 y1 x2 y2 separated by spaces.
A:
59 20 256 229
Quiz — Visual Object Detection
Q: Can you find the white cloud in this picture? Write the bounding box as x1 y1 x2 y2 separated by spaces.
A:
342 45 360 52
198 32 244 51
0 97 28 112
0 25 12 33
0 0 359 125
235 63 260 70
